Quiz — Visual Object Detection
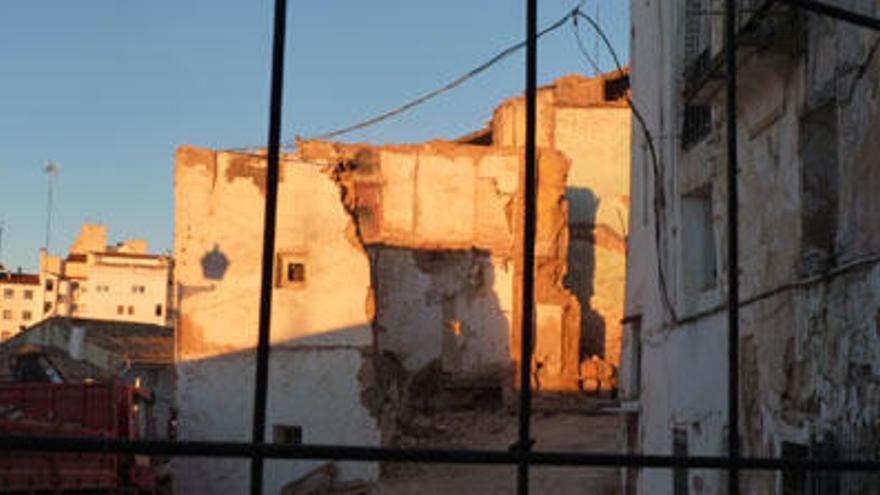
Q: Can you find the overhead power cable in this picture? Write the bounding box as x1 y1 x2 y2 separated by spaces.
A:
573 10 679 323
307 5 581 141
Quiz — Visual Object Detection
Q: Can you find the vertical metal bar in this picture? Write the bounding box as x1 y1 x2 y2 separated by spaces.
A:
724 0 740 494
517 0 538 494
251 0 288 493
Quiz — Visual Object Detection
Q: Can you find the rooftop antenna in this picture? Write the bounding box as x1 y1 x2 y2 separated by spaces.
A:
44 161 58 253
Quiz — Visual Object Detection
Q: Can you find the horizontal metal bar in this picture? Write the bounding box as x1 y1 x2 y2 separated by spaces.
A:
1 435 880 472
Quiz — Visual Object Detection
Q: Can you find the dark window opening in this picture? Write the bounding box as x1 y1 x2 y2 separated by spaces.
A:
45 279 54 292
155 304 163 317
287 263 305 283
810 436 841 495
273 425 303 445
682 185 717 293
604 73 630 101
276 253 307 289
673 428 689 495
682 104 711 149
782 442 808 495
799 101 839 275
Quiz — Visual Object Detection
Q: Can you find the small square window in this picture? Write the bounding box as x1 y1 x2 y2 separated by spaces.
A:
21 311 31 321
45 280 54 291
127 305 134 315
2 310 11 320
3 288 13 299
276 253 307 289
287 263 305 283
117 305 125 315
23 290 33 300
272 425 302 445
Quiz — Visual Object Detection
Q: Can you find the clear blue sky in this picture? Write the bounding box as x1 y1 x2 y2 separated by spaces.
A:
0 1 629 271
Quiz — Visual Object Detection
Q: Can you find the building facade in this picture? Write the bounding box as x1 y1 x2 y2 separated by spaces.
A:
488 72 631 387
40 225 172 327
623 1 880 493
174 71 631 493
0 267 42 341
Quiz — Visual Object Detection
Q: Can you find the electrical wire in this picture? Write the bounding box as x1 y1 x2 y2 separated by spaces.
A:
573 9 680 323
306 5 582 141
571 16 602 75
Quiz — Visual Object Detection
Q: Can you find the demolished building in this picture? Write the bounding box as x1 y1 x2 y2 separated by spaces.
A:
622 1 880 494
173 71 630 492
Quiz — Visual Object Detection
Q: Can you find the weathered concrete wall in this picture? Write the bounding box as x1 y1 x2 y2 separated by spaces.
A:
174 349 378 494
297 141 519 253
371 247 513 378
174 73 628 491
174 146 379 493
493 74 631 384
626 2 880 494
298 141 580 391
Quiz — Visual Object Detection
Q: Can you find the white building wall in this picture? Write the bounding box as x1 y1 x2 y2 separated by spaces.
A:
0 279 42 339
627 1 880 494
174 147 379 493
74 254 170 326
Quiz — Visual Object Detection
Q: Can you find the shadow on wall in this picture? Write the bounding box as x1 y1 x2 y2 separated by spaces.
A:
563 187 606 362
174 324 380 494
370 246 512 411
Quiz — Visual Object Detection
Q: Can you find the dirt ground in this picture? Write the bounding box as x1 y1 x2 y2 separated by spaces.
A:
377 411 623 494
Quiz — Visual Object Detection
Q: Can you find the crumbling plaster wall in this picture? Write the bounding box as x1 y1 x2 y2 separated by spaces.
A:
626 2 880 494
493 74 630 382
174 137 582 491
174 146 379 493
297 140 581 391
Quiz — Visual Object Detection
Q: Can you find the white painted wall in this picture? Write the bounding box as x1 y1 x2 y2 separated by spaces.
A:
626 1 880 494
174 147 379 493
0 278 42 339
73 254 170 326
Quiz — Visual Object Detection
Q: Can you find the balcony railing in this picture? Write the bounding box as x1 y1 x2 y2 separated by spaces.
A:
683 0 803 105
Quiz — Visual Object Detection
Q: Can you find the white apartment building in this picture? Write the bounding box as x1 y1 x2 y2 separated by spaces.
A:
41 224 172 327
0 266 42 341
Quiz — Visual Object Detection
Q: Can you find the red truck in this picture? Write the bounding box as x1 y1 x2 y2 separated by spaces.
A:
0 381 159 493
